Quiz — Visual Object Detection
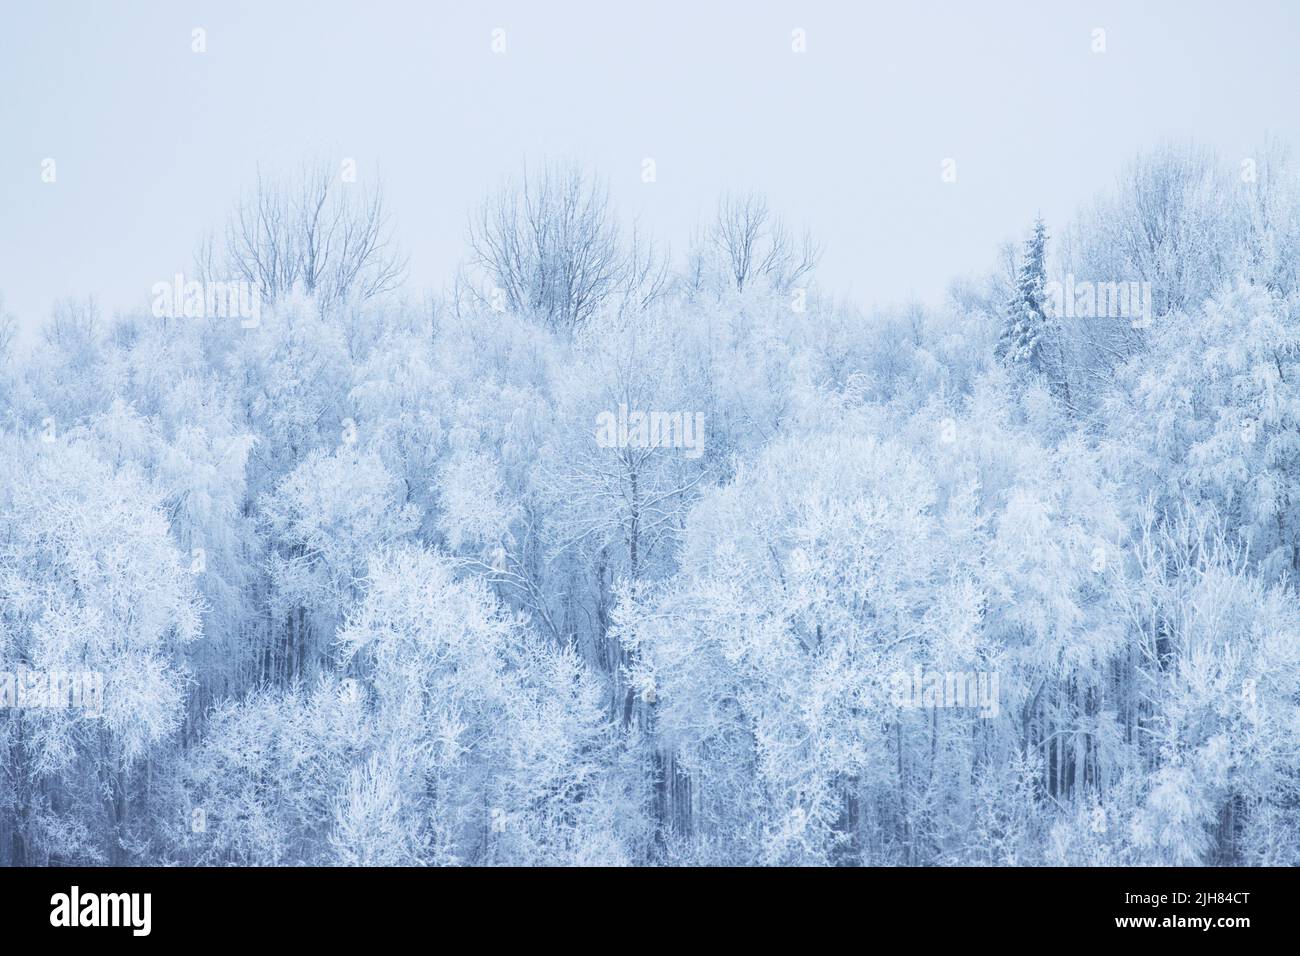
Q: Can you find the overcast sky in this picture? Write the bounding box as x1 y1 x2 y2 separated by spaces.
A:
3 0 1299 341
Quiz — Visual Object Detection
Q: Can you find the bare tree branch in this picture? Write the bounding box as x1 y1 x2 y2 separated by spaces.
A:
205 160 407 313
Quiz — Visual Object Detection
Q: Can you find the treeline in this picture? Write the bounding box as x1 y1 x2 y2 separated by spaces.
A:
1 144 1298 865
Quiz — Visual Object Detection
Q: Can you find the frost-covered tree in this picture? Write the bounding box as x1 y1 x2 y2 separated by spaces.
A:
0 440 201 864
260 446 420 680
336 546 633 865
1105 282 1300 579
997 217 1050 375
180 678 370 865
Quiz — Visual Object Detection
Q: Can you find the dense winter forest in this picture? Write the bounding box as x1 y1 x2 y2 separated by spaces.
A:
1 142 1298 867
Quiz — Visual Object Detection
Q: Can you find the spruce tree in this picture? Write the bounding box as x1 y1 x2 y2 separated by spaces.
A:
998 217 1050 375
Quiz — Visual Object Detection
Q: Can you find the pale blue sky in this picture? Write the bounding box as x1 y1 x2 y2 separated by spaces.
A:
3 1 1298 340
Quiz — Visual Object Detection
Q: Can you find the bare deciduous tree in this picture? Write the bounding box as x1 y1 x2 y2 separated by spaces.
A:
199 161 407 312
469 160 667 332
620 221 671 317
0 293 17 362
43 296 100 351
708 190 822 293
